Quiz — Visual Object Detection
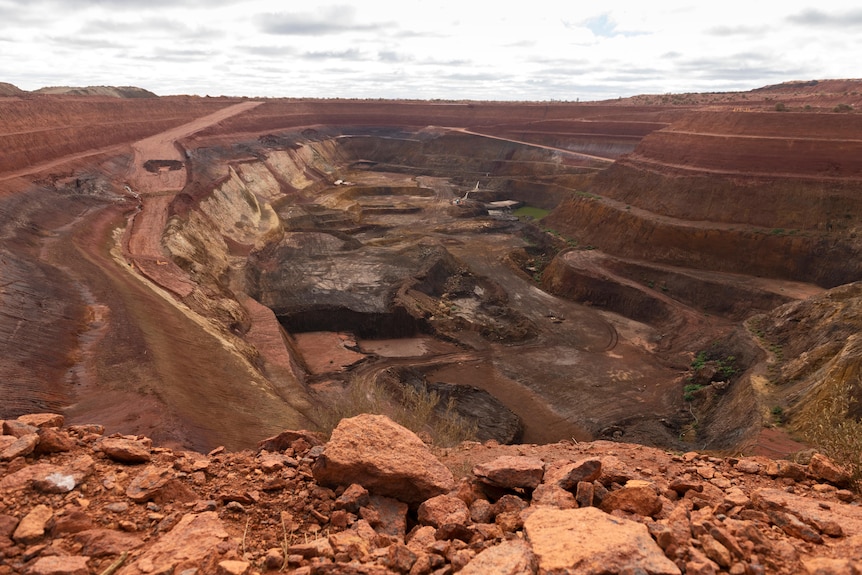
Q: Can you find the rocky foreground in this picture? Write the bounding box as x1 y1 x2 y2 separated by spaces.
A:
1 413 859 575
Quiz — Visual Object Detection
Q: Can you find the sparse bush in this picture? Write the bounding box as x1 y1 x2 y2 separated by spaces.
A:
774 102 787 112
684 383 704 402
312 376 478 447
795 382 862 490
833 103 854 113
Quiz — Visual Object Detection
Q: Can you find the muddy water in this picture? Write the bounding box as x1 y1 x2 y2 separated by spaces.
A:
357 336 461 358
426 361 593 445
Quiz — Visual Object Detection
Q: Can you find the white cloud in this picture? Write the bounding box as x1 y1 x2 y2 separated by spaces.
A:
1 0 860 100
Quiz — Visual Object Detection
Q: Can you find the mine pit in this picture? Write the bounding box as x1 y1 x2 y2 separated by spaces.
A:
4 95 862 458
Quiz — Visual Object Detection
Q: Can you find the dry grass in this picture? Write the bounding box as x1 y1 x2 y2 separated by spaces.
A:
312 376 478 448
793 379 862 490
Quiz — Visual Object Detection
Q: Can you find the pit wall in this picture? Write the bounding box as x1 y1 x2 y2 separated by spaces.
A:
544 196 862 288
590 163 862 232
0 96 235 173
633 111 862 180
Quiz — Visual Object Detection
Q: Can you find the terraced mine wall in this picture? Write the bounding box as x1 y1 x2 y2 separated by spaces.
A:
0 96 236 175
5 92 862 457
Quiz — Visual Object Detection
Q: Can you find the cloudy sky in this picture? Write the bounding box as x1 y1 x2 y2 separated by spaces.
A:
2 0 860 101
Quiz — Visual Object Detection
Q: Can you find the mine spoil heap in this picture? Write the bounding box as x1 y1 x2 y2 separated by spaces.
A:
1 412 860 575
3 82 862 573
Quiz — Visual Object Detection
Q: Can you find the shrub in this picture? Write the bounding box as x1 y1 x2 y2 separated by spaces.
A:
794 380 862 490
684 383 704 402
312 376 478 447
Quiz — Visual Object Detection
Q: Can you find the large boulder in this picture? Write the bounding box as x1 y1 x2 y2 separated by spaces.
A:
312 414 454 504
524 507 680 575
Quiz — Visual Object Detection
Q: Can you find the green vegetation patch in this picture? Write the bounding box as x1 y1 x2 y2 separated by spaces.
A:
513 205 551 221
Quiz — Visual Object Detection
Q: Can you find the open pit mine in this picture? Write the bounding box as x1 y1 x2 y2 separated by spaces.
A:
2 80 862 466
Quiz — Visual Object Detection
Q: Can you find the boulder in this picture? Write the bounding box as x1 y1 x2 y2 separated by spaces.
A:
13 504 53 544
808 453 851 487
600 480 663 517
543 458 602 490
312 415 454 504
473 456 545 490
17 413 65 428
459 539 537 575
34 428 75 454
99 437 152 464
417 494 469 528
0 433 39 460
117 512 234 575
524 507 680 575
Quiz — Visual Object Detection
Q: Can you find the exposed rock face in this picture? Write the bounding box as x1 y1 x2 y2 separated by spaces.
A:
0 411 860 575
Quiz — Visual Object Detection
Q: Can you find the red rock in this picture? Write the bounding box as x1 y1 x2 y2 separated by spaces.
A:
469 498 494 523
50 511 96 535
458 539 536 575
524 507 680 575
0 514 18 540
764 460 807 481
598 455 633 486
575 481 594 508
752 487 862 541
126 465 171 501
217 560 250 575
73 528 144 557
808 453 851 487
599 481 662 517
0 435 14 452
472 456 545 490
288 537 334 559
417 494 469 528
406 525 437 555
386 542 417 573
360 495 409 541
311 415 454 504
117 512 234 575
735 459 761 474
495 511 524 533
544 458 602 490
17 413 65 429
263 548 284 570
100 438 151 464
34 428 75 454
257 429 323 452
13 504 53 545
328 530 370 561
3 420 38 438
531 483 577 509
0 433 39 460
700 533 732 568
802 557 858 575
25 555 90 575
335 483 371 513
